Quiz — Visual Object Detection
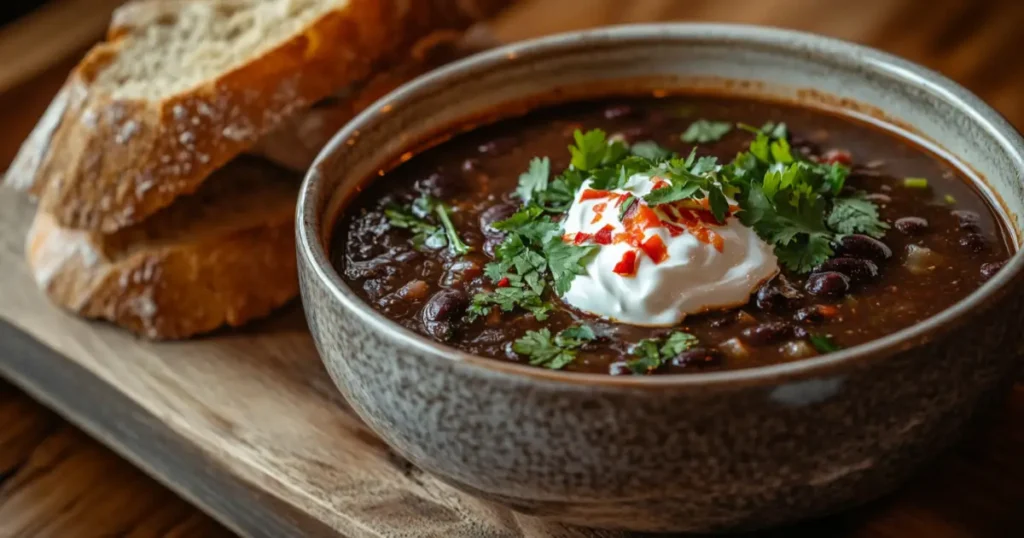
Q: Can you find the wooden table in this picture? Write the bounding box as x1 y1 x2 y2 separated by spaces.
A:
2 1 1023 536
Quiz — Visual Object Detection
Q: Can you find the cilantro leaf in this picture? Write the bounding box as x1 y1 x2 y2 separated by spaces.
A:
630 140 674 160
384 196 460 252
515 157 550 205
569 129 610 171
774 234 834 273
642 182 701 206
682 120 732 144
513 325 595 370
761 121 788 139
544 239 598 296
828 195 889 238
809 334 842 353
660 332 699 357
707 185 730 223
618 194 638 220
466 287 551 322
627 331 700 375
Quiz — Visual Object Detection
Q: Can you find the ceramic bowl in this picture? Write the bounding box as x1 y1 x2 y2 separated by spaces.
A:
296 24 1024 532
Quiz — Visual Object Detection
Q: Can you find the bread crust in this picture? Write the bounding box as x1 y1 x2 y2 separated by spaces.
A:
26 158 300 339
8 0 509 233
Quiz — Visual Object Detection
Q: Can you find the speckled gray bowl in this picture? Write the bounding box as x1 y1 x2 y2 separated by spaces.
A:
297 24 1024 532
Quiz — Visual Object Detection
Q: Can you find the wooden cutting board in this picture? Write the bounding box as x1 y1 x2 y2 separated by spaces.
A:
2 1 1024 537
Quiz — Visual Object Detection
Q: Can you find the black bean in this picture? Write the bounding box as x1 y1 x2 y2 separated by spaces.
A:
805 271 851 297
755 276 804 312
608 362 632 376
421 289 468 323
603 104 634 119
952 209 983 233
670 347 724 368
479 203 517 238
864 193 892 204
959 233 988 253
894 216 929 235
834 234 893 262
814 257 879 285
424 321 454 341
441 258 484 287
477 137 517 155
742 322 798 346
981 260 1008 281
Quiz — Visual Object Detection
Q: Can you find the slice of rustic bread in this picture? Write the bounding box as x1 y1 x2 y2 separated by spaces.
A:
5 0 508 233
26 157 300 339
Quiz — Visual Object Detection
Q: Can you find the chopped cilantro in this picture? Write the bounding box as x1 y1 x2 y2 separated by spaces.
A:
568 129 628 171
466 287 551 322
809 334 842 353
627 331 699 374
944 194 957 205
515 157 550 205
618 194 638 220
512 325 595 370
828 195 889 238
681 119 733 144
384 194 468 253
737 122 788 140
630 140 674 160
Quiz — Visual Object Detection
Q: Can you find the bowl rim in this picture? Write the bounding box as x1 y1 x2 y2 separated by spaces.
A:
297 22 1024 387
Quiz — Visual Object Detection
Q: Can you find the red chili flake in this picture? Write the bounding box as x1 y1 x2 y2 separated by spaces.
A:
590 202 608 225
673 206 698 225
613 250 639 276
613 193 630 207
708 229 725 252
640 235 669 263
822 149 853 166
665 223 686 237
496 277 511 288
594 225 614 245
695 210 722 226
631 204 662 231
580 189 612 201
574 232 594 245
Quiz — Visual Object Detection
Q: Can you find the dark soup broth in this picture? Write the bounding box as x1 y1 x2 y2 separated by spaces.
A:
331 95 1013 375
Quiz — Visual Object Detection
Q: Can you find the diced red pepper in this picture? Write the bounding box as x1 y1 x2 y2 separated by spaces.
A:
590 202 608 224
594 225 614 245
496 277 510 288
613 250 639 276
625 204 661 232
580 189 612 201
818 305 840 318
652 177 670 190
573 232 593 245
695 209 722 226
613 193 629 207
822 149 853 166
665 223 686 237
640 235 669 264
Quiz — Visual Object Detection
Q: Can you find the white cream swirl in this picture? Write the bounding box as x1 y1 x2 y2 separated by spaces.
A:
561 174 779 326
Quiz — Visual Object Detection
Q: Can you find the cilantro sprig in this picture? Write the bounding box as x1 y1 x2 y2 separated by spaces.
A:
513 325 596 370
628 332 699 374
385 194 469 255
682 119 733 144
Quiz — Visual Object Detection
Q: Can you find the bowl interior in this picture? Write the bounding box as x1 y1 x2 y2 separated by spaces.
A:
299 23 1024 384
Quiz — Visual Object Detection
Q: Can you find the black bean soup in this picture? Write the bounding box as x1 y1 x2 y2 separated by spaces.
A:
332 96 1013 375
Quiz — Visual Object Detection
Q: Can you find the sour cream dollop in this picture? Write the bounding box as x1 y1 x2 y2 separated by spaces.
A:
561 174 779 326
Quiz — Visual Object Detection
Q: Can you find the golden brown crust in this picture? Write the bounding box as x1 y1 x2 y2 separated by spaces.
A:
11 0 510 233
26 159 300 340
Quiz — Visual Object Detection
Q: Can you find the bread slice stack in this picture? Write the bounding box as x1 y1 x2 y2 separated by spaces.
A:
5 0 508 339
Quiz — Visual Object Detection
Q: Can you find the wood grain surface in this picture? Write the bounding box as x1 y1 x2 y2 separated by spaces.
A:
2 1 1024 536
